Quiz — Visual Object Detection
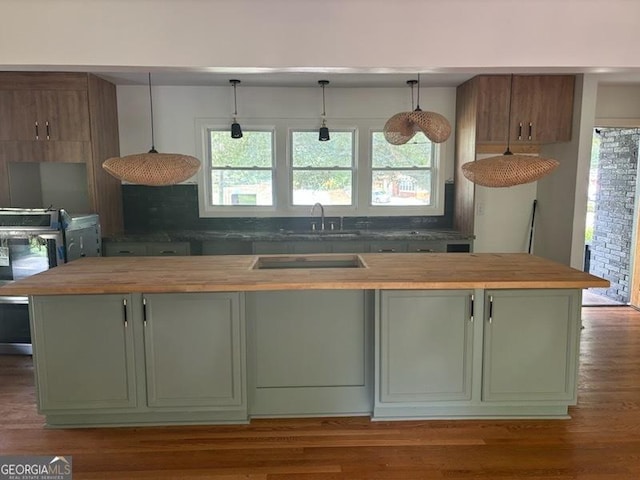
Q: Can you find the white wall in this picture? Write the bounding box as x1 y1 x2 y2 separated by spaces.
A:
596 85 640 122
2 0 640 70
472 158 537 253
116 84 457 182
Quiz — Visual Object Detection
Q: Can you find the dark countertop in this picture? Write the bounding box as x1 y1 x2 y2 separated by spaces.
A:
103 229 474 243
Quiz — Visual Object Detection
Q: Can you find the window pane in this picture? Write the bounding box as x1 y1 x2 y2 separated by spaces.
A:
292 131 353 168
371 170 431 206
209 130 273 168
371 131 432 168
292 170 352 205
210 170 273 206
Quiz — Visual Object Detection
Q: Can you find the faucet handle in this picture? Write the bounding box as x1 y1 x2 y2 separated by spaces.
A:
311 222 317 231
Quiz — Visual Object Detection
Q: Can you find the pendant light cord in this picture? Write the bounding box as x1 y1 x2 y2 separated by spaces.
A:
321 82 326 117
148 72 157 153
233 81 238 116
505 74 514 155
415 73 421 111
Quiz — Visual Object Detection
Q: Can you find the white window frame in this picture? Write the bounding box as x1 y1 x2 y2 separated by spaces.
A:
288 127 358 211
368 129 442 214
197 118 445 217
198 120 277 216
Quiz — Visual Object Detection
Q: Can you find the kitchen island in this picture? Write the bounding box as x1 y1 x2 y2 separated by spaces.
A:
0 253 607 427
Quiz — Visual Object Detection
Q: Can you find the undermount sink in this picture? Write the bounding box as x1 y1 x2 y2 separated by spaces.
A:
252 254 366 270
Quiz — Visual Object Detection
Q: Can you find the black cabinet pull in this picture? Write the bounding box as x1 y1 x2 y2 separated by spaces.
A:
160 250 176 254
34 121 39 140
46 121 50 140
142 297 148 326
470 294 475 322
118 250 132 254
415 248 434 253
488 295 494 324
378 248 396 253
123 298 128 328
528 122 532 141
518 122 523 140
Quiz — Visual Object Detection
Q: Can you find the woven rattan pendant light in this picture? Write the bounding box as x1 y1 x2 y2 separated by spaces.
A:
461 75 559 188
383 75 452 145
103 73 201 186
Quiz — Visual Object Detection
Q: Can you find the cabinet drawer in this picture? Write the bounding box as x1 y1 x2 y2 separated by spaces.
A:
147 242 190 256
406 241 446 253
369 241 407 253
104 242 148 257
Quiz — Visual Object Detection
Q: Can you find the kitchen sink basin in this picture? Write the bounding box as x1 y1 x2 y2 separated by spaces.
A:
252 254 366 270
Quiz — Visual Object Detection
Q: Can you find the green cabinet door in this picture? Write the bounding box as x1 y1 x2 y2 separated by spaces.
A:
379 290 474 403
31 295 137 412
482 289 581 402
143 293 244 409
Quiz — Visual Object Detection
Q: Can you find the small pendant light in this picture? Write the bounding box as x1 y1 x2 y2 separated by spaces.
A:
461 74 559 187
103 73 201 186
318 80 330 141
230 79 243 139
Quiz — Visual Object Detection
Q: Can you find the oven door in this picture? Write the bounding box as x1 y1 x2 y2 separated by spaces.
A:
0 295 31 355
1 232 63 283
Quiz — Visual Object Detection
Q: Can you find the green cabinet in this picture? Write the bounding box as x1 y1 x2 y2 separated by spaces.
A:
482 289 581 402
143 293 244 409
378 290 474 403
31 295 137 412
30 292 246 426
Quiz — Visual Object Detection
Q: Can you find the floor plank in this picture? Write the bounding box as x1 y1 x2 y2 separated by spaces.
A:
1 306 639 479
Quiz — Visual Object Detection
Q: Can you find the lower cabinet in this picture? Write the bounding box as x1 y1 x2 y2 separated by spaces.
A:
482 289 581 402
375 288 582 419
30 292 246 426
378 290 474 403
30 287 582 426
31 295 138 411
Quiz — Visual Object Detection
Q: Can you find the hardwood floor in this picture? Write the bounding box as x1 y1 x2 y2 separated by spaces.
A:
1 306 639 479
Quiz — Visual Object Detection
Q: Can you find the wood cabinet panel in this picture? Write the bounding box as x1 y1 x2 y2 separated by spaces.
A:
475 76 510 143
510 75 574 144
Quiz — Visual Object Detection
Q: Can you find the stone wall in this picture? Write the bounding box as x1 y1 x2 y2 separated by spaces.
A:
589 128 640 302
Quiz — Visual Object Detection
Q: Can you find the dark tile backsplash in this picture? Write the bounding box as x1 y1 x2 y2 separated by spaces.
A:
122 184 455 234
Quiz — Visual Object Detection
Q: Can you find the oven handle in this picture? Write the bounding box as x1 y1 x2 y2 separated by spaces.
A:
0 296 29 305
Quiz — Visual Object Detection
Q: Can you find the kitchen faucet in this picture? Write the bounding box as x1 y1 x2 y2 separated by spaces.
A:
311 202 325 231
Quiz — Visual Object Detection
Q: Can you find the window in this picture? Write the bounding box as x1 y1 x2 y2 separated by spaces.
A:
290 130 355 206
370 131 435 206
207 129 274 206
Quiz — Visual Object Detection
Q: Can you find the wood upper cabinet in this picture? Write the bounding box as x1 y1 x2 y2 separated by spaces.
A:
0 73 123 235
509 75 574 144
0 78 90 142
474 75 575 144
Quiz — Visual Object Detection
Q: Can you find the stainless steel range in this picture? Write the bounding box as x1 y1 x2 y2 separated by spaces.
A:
0 208 101 354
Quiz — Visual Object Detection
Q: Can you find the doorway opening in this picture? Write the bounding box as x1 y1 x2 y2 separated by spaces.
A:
583 127 640 306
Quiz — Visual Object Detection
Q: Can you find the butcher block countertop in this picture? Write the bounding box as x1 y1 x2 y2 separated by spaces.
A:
0 253 608 295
